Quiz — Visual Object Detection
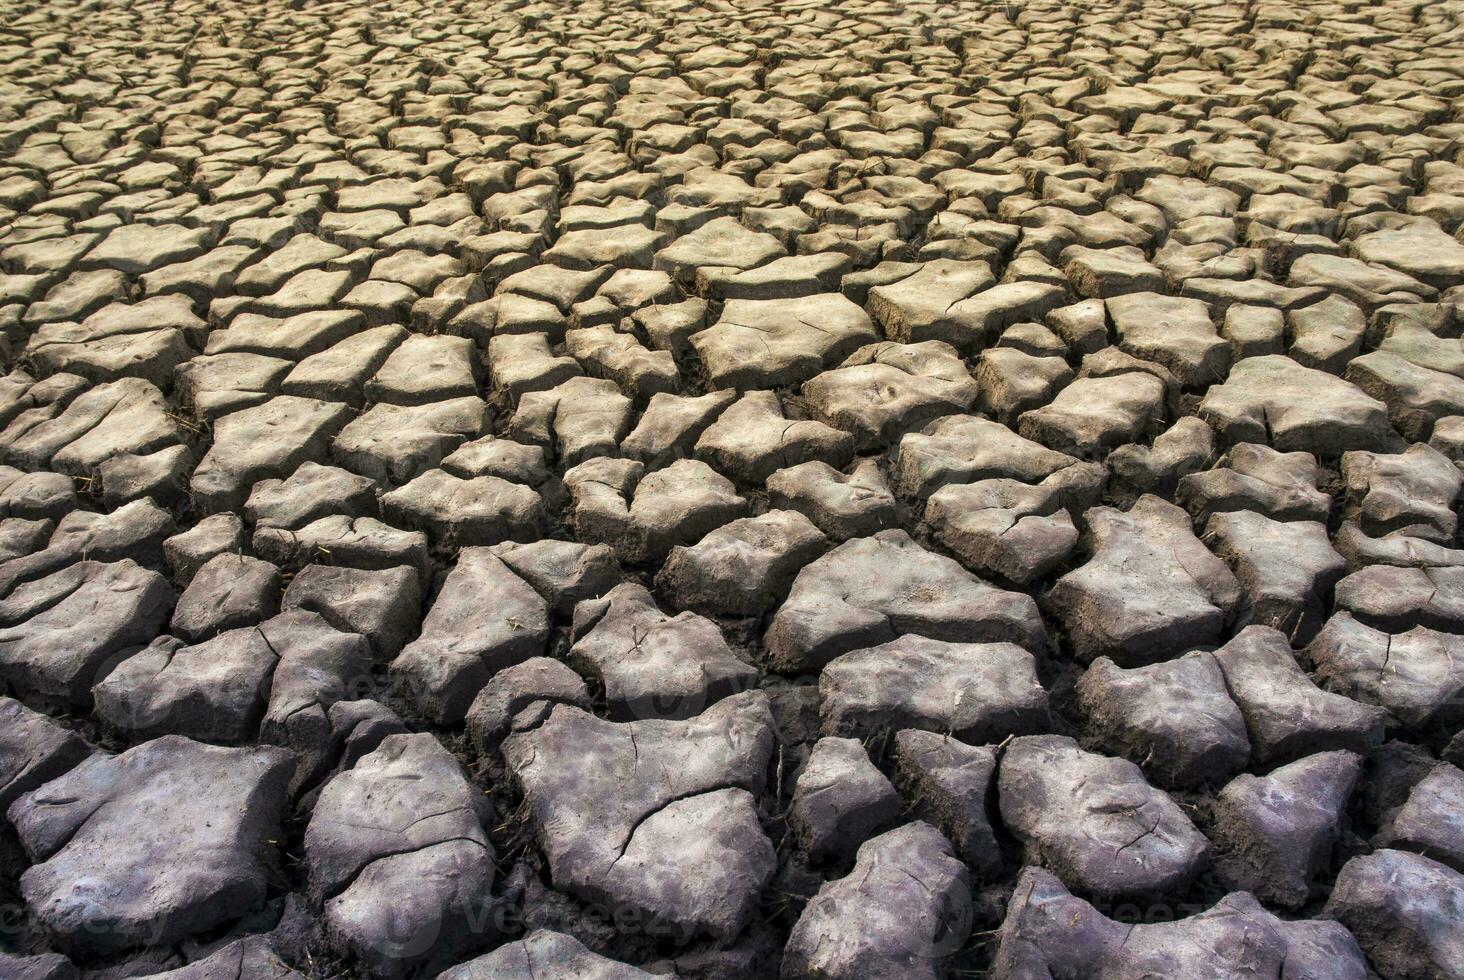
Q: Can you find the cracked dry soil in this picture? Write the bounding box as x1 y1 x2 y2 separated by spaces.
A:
3 0 1464 977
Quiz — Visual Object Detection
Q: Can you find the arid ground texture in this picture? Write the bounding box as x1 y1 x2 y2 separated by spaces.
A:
1 0 1464 977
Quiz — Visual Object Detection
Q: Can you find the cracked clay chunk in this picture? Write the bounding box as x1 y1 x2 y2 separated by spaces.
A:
0 497 174 596
1016 369 1168 460
253 516 429 581
997 734 1211 898
1045 495 1240 666
487 538 622 616
620 390 736 467
1204 509 1347 643
1346 348 1464 444
1351 222 1464 290
502 691 777 940
1341 442 1463 545
390 547 548 724
1306 612 1464 732
564 457 748 565
1106 291 1230 388
994 866 1368 980
691 293 876 390
245 461 378 531
1076 652 1250 789
567 581 757 721
0 559 173 710
780 822 972 980
766 529 1046 675
655 508 827 617
508 376 634 467
438 930 658 980
865 258 995 342
192 395 352 513
820 634 1049 743
0 696 92 813
381 468 544 549
1323 849 1464 980
7 736 291 953
94 609 370 746
0 377 183 479
128 937 302 979
465 658 591 755
695 390 855 485
1198 354 1394 455
282 563 421 661
1377 762 1464 874
1213 625 1387 766
765 458 898 541
925 463 1104 585
332 396 490 486
1333 564 1464 634
801 340 978 450
788 736 900 863
892 731 1004 879
168 553 281 641
653 215 785 285
1176 442 1331 524
1208 750 1362 908
305 732 494 979
892 413 1091 500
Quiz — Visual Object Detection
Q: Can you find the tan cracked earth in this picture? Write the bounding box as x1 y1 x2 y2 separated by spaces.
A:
2 0 1464 977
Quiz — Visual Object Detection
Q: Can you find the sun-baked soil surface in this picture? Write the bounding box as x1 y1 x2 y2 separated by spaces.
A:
3 0 1464 977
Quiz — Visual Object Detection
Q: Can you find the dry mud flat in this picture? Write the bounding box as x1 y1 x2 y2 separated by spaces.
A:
4 0 1464 976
